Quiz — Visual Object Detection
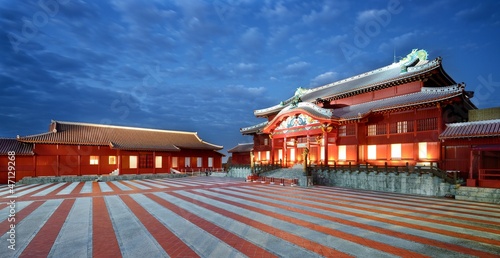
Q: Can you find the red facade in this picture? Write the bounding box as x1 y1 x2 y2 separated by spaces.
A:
0 121 224 183
241 49 500 188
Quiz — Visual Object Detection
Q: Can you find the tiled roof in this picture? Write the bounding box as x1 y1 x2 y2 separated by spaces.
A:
18 121 223 151
242 85 465 134
334 85 464 120
240 121 268 134
439 119 500 139
227 143 253 153
0 138 34 155
255 56 451 116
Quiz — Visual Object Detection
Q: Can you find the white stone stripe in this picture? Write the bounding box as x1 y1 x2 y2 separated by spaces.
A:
0 199 63 256
0 184 37 196
152 180 185 187
143 179 180 188
111 181 132 191
49 198 92 257
15 184 55 197
201 188 472 257
32 183 67 196
98 182 113 192
180 189 395 258
219 187 499 254
80 182 93 193
56 182 80 195
310 186 500 213
251 185 500 223
133 180 168 189
158 179 198 187
104 195 167 258
0 201 33 222
132 193 245 258
123 181 150 190
157 191 324 257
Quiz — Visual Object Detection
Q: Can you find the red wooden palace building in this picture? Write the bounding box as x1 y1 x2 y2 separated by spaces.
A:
0 120 224 183
240 49 500 187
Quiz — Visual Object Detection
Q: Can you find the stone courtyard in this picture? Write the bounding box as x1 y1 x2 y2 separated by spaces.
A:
1 176 499 257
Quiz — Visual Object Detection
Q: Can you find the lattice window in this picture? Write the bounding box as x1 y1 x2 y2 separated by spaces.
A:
139 154 153 168
417 118 437 131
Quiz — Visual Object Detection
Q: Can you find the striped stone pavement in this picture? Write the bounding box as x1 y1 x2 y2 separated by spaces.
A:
0 177 499 257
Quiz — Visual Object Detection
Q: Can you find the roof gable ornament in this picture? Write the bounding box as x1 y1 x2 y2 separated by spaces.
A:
399 49 428 73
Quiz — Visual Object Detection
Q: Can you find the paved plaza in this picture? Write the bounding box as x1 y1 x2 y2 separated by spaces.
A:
0 176 499 257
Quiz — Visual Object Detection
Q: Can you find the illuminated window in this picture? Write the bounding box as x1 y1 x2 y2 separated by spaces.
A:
290 148 295 162
419 142 427 159
338 145 346 160
278 149 283 161
155 156 162 168
367 145 376 160
172 157 178 167
339 125 347 136
185 157 191 167
397 121 407 133
208 157 213 167
197 157 202 167
391 144 402 159
320 146 325 161
264 138 269 145
108 156 116 165
266 151 270 161
367 124 376 136
129 156 137 169
257 151 261 161
90 156 99 165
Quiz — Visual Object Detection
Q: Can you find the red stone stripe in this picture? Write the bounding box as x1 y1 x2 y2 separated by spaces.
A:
189 189 429 258
92 197 121 258
116 180 144 191
238 186 500 256
165 192 353 258
315 186 500 219
0 201 44 234
119 195 200 258
69 182 85 195
17 183 58 197
104 181 126 193
20 199 75 257
41 183 71 197
221 187 498 257
145 193 279 258
91 182 101 195
258 186 500 232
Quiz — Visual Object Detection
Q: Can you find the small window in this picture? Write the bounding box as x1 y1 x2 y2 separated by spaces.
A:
155 156 162 168
130 156 137 169
139 154 153 168
172 157 178 167
185 157 191 167
90 156 99 165
197 157 202 167
367 124 376 136
208 157 213 167
367 145 376 160
109 156 116 165
338 146 346 160
391 144 402 159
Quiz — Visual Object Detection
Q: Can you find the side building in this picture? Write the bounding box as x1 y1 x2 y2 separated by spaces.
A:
240 49 498 186
0 120 224 183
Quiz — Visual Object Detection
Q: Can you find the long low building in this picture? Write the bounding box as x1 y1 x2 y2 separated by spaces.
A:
0 120 224 183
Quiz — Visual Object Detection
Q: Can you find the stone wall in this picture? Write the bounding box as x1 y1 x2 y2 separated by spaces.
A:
312 169 456 197
18 173 187 184
228 167 252 178
455 187 500 204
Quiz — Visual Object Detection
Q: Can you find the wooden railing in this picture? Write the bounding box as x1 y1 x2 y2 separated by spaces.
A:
479 169 500 180
171 167 225 176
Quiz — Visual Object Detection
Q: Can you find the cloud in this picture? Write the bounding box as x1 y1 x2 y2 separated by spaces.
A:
310 71 338 87
302 2 341 24
284 61 310 75
454 2 500 24
239 27 265 55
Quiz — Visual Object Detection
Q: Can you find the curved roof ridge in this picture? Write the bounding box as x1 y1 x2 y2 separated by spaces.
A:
53 120 198 135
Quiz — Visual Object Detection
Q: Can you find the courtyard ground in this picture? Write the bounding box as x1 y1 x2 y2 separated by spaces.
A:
0 176 499 257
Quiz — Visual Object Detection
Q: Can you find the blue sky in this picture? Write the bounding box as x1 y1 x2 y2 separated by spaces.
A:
1 0 500 159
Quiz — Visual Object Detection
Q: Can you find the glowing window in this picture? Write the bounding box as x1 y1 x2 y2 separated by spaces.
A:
397 121 407 133
185 157 191 167
367 124 376 136
367 145 377 160
155 156 162 168
338 145 346 160
320 146 325 161
290 148 295 162
172 157 178 167
257 151 261 161
90 156 99 165
391 144 402 159
278 149 283 161
266 151 270 161
419 142 427 159
197 157 202 167
208 157 213 167
129 156 137 169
